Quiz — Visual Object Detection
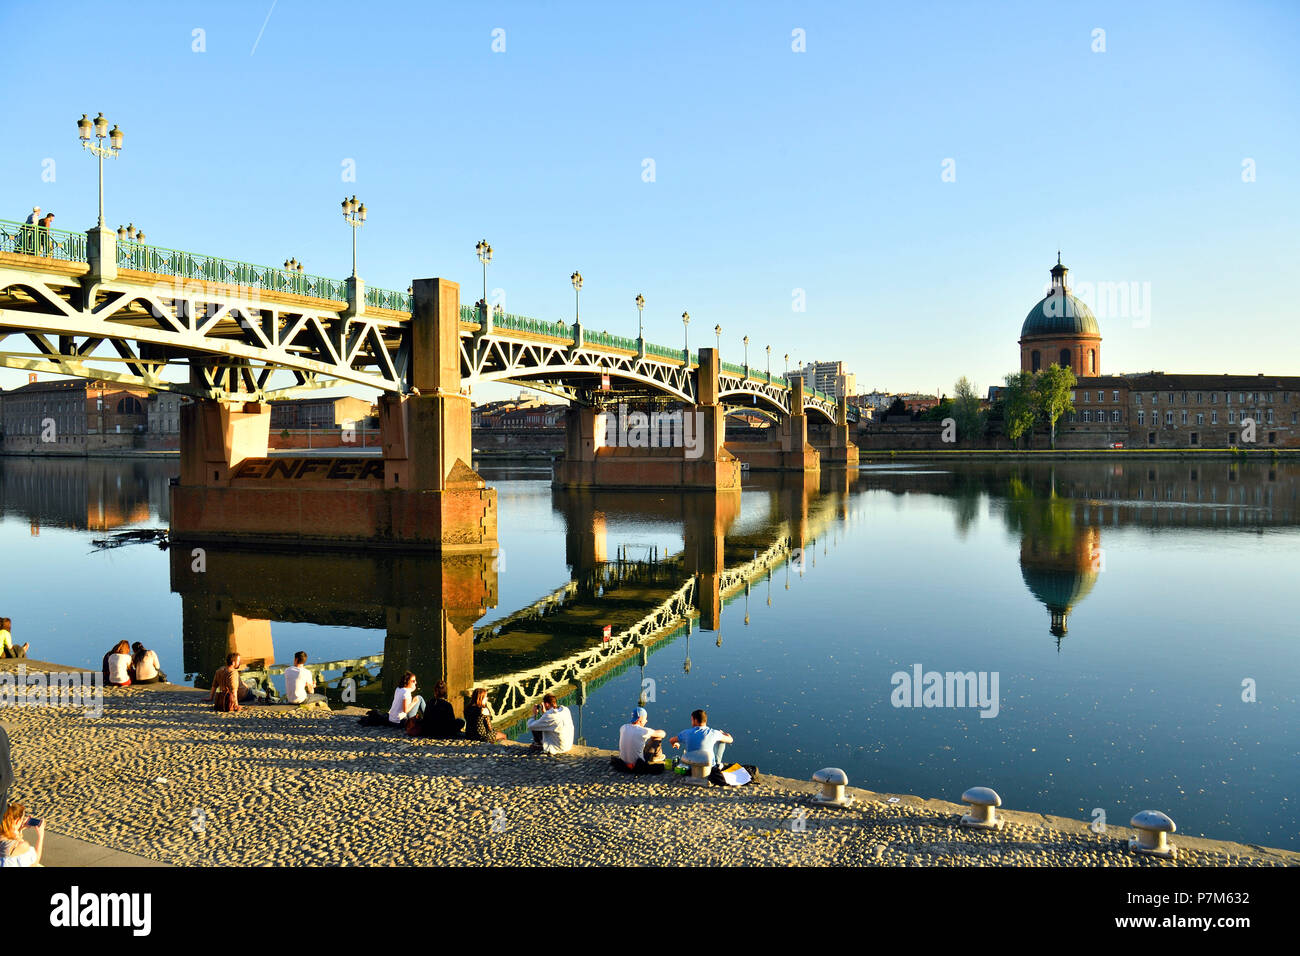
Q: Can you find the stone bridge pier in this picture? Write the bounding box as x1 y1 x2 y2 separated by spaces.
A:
725 376 821 473
808 396 860 467
170 278 497 551
552 348 742 493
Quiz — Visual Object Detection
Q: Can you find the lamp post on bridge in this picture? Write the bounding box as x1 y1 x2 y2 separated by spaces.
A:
766 344 771 383
283 258 304 294
476 239 493 331
570 271 584 349
342 196 366 317
77 113 123 283
77 113 122 230
714 323 721 356
681 311 690 366
341 196 366 277
117 223 144 270
743 335 749 374
635 293 645 359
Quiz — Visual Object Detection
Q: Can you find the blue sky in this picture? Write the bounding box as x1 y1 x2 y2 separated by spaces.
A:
1 0 1296 401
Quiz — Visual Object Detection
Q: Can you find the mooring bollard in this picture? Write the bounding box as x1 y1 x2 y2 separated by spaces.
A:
1129 810 1177 858
959 786 1003 829
811 767 855 807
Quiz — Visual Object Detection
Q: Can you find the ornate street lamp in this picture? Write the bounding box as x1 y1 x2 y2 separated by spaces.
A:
635 293 645 340
476 239 493 318
681 311 690 363
743 335 750 371
714 323 722 353
77 112 123 229
766 344 771 380
341 195 366 278
571 271 583 324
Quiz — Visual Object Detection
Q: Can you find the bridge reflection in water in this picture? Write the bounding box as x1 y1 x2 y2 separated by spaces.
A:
170 469 857 734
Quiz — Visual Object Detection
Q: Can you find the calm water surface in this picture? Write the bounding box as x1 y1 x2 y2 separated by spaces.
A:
1 455 1295 849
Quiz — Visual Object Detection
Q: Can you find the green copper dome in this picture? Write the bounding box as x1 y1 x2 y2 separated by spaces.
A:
1021 292 1099 338
1020 257 1099 339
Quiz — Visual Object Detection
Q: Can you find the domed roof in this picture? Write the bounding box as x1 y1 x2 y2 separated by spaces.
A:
1021 292 1099 338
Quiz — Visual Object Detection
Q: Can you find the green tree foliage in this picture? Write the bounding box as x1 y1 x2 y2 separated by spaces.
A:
953 376 982 443
885 396 907 417
1003 371 1037 448
1033 364 1077 449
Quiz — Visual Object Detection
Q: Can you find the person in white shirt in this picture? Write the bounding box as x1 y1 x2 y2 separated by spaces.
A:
130 642 166 684
616 707 667 773
526 693 575 755
388 671 425 728
283 651 328 706
105 640 132 686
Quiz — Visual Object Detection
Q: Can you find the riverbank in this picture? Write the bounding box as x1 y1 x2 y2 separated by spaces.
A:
2 660 1293 867
859 447 1300 461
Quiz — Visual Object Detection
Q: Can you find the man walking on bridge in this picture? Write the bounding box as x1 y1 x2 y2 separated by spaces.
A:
526 693 574 755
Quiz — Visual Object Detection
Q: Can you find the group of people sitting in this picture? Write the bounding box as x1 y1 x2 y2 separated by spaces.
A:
101 641 166 687
205 650 328 712
616 707 734 774
383 673 575 752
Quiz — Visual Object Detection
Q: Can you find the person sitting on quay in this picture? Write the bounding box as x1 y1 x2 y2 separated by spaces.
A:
614 706 667 773
205 652 245 712
104 640 133 687
463 687 507 743
669 709 734 771
130 642 167 685
418 680 465 737
388 671 425 730
0 802 45 868
526 693 575 755
283 651 328 707
0 618 28 659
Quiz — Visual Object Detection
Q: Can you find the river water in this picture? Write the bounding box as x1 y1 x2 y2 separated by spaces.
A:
1 454 1295 849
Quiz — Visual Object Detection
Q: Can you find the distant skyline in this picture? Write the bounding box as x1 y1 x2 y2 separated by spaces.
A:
1 0 1297 403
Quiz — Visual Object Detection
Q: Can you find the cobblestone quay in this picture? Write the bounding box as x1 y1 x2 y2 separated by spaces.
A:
2 662 1294 867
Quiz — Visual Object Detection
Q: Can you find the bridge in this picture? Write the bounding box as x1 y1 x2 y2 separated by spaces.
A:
0 217 858 550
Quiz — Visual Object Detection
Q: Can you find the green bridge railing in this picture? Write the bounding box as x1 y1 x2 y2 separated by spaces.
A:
3 221 821 397
2 218 412 311
0 218 88 263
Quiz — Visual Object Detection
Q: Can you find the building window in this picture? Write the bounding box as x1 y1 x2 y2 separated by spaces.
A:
1112 389 1119 403
1211 393 1217 403
1135 394 1143 405
1181 410 1188 425
1089 350 1096 374
1138 410 1145 425
1190 432 1199 446
1269 432 1277 444
1031 350 1041 372
1148 432 1156 445
1292 412 1297 425
1111 410 1121 423
1229 411 1237 424
1152 393 1158 404
1267 409 1274 423
1196 413 1204 425
1165 411 1173 425
1069 390 1076 401
1229 432 1237 445
1060 348 1071 368
1212 411 1218 425
1226 392 1232 404
1082 410 1091 423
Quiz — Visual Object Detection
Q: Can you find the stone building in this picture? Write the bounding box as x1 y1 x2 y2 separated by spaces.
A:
1017 255 1300 449
269 395 375 429
1 378 150 449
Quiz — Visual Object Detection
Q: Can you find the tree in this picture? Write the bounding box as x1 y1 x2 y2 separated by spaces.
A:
1003 371 1037 449
952 376 982 444
1034 364 1076 449
885 396 907 418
